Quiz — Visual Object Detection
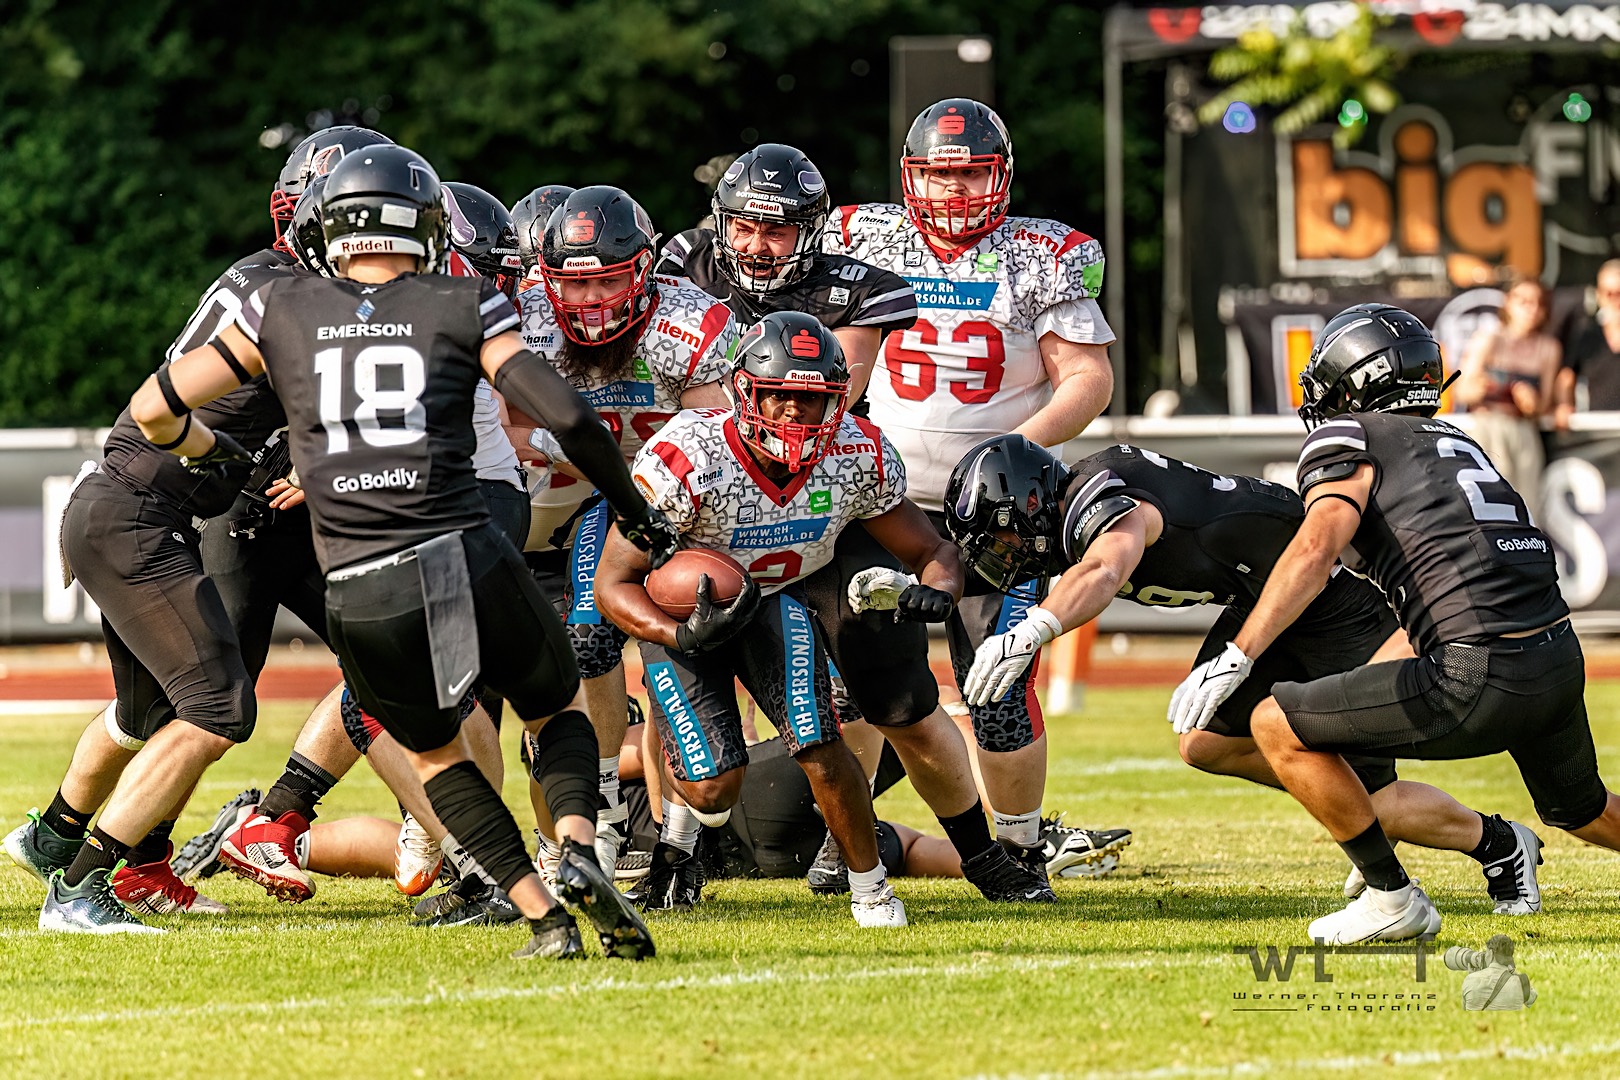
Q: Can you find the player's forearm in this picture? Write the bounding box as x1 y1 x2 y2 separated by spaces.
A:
596 534 681 648
1230 540 1335 659
131 379 219 458
1012 361 1111 447
914 538 965 603
1043 560 1124 634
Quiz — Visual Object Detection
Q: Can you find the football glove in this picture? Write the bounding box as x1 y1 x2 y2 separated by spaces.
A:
846 566 917 613
1166 642 1253 735
962 606 1063 706
895 583 954 623
180 430 253 478
675 573 762 655
619 506 681 570
527 427 568 463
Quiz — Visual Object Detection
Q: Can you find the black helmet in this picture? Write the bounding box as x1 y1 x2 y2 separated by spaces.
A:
727 311 850 472
1298 304 1450 428
290 173 334 277
510 184 577 276
320 145 449 274
539 185 658 345
444 181 522 294
712 143 830 298
944 435 1068 592
271 125 392 251
900 98 1014 242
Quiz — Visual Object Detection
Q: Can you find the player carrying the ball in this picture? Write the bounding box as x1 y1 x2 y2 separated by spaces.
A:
596 310 977 928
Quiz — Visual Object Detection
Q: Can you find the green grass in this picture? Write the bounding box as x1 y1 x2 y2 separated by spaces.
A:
3 686 1620 1079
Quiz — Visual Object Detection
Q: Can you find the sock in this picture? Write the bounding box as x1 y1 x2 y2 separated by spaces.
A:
938 800 997 861
661 799 700 855
42 791 91 840
1466 813 1517 865
599 756 624 814
1339 820 1410 893
61 827 128 887
441 833 498 887
257 751 341 822
126 819 176 867
993 809 1041 849
847 861 887 903
423 761 533 894
533 710 600 825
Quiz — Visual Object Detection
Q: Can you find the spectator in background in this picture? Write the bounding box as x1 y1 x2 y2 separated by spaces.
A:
1557 259 1620 421
1456 276 1562 520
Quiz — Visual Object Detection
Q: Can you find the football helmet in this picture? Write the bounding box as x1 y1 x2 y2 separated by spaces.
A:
712 144 830 298
727 311 850 472
319 145 449 274
1298 304 1451 428
289 173 334 277
270 125 392 253
943 435 1069 591
539 185 658 345
900 98 1014 243
444 182 522 295
510 184 576 275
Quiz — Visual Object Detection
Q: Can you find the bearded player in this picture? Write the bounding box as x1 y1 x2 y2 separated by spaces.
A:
823 98 1114 868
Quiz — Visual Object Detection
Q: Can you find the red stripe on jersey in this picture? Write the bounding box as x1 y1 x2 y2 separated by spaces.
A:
724 417 813 507
652 439 697 496
852 417 885 486
838 204 859 247
687 300 732 380
1053 229 1092 265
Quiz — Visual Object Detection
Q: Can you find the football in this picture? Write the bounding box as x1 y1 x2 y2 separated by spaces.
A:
645 547 750 620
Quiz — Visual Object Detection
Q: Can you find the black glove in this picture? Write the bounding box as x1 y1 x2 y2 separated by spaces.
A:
620 506 681 570
180 430 253 479
894 583 954 623
675 573 762 654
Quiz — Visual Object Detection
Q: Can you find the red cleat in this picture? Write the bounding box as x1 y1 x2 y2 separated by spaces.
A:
219 810 315 902
112 844 229 915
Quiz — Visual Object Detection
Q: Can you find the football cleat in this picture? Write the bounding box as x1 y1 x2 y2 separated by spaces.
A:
962 842 1057 903
851 881 907 928
40 867 163 935
556 839 656 960
593 815 627 890
112 843 228 915
535 830 562 891
996 838 1058 895
394 814 443 897
626 841 702 911
511 907 586 960
172 788 259 882
219 810 314 902
1039 814 1132 877
1483 819 1544 915
412 886 521 928
4 809 83 885
413 874 482 920
806 830 849 895
1343 862 1367 900
615 850 653 882
1308 883 1439 945
1059 852 1120 879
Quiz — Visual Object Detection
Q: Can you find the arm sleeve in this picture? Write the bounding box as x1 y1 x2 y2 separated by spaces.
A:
1295 417 1373 495
630 440 699 532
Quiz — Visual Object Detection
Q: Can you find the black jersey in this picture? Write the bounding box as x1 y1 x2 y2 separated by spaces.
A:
99 248 297 517
236 272 517 572
656 228 917 333
1295 413 1568 653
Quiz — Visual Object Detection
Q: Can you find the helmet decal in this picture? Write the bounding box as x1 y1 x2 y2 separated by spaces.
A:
444 187 477 246
937 110 967 135
721 159 746 185
798 170 825 194
789 330 822 358
564 212 596 244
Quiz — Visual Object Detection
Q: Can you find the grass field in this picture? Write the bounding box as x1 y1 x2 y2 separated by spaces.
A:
3 685 1619 1079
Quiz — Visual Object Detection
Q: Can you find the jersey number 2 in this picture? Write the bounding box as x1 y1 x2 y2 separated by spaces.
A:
885 319 1005 404
1436 437 1518 523
313 345 427 453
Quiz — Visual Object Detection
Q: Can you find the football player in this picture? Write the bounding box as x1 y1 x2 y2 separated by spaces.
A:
124 144 679 961
510 184 576 295
1174 304 1620 944
509 185 737 884
660 143 1046 899
945 434 1541 915
824 98 1114 866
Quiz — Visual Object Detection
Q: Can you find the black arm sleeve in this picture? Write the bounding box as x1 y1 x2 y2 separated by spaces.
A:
492 349 652 525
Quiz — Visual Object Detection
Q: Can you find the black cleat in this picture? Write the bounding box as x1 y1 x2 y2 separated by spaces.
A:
511 907 586 960
806 830 849 895
556 839 655 960
626 841 701 911
172 788 260 882
961 841 1057 903
615 850 653 882
412 885 521 928
1039 814 1132 877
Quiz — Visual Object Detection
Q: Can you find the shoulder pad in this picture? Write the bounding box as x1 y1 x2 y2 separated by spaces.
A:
1299 459 1360 492
1065 493 1140 561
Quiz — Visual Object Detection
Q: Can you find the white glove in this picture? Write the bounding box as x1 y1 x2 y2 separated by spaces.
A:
847 566 917 613
1167 642 1253 735
528 427 568 463
963 606 1064 706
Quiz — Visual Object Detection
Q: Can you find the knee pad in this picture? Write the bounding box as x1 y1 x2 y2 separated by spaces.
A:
1533 785 1610 832
532 709 599 824
103 701 147 752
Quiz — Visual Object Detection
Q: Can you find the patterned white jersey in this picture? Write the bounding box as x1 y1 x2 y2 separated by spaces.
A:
516 276 738 550
633 409 906 594
823 203 1112 510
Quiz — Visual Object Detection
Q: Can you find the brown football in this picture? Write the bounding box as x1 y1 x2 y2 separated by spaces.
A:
645 547 750 620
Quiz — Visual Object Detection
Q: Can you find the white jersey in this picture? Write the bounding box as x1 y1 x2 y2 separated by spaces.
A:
471 379 522 487
517 276 737 550
633 409 905 594
823 204 1112 510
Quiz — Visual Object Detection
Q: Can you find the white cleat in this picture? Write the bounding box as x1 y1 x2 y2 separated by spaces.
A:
1059 853 1121 879
1308 883 1439 945
394 814 443 897
1343 863 1366 900
1483 820 1543 915
851 882 908 928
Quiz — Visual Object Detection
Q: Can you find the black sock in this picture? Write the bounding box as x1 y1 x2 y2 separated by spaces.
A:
424 761 533 894
938 800 997 861
257 752 341 822
1339 821 1410 892
42 791 91 839
61 827 128 887
533 710 600 825
126 819 176 867
1466 813 1516 864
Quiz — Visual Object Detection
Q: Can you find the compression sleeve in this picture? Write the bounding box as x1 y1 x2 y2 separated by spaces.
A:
492 349 652 526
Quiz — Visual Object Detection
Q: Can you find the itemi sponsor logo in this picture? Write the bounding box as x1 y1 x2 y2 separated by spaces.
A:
655 318 702 350
317 323 413 340
332 468 419 493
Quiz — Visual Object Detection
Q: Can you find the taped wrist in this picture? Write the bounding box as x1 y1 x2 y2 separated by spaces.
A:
422 760 533 893
531 709 600 825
